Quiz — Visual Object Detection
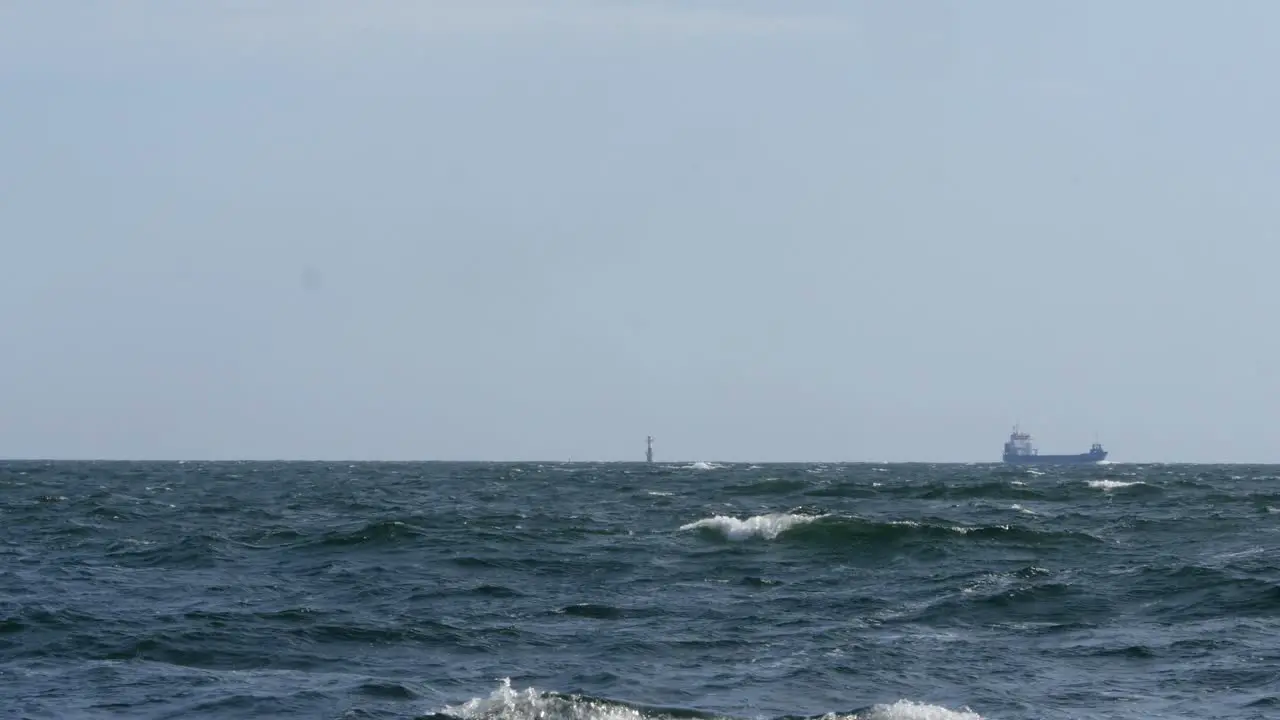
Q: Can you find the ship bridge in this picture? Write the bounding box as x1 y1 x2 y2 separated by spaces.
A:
1004 426 1037 457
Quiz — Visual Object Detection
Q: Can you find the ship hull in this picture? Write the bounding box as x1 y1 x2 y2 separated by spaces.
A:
1003 451 1107 465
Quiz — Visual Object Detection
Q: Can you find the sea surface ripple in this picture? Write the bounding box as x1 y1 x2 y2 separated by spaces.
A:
2 461 1278 719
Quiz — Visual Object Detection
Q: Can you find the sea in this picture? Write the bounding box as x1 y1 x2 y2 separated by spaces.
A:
1 460 1277 720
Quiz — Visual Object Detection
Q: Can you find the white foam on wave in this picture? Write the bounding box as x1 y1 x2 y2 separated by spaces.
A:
442 679 981 720
687 461 725 471
851 699 983 719
888 519 1011 536
443 678 648 720
1087 479 1140 491
950 523 1009 535
679 512 825 540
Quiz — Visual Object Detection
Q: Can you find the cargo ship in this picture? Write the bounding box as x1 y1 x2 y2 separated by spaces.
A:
1002 426 1107 465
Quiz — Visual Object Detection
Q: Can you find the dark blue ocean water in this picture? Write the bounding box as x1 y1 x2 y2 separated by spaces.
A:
1 461 1278 719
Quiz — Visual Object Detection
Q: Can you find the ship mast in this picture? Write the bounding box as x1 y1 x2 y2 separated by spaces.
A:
645 435 654 463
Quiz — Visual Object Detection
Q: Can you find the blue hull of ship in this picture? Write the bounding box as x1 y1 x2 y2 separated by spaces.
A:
1003 451 1107 465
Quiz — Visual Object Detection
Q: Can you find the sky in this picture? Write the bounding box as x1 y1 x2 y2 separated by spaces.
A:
2 1 1278 463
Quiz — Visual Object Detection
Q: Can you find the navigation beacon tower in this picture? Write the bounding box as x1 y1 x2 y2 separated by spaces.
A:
645 436 654 463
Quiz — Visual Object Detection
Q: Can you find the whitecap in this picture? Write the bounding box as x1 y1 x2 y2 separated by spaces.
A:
1087 479 1140 491
678 512 825 540
854 698 983 719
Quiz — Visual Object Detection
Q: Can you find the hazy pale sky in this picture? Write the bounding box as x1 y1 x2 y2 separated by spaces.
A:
3 1 1277 463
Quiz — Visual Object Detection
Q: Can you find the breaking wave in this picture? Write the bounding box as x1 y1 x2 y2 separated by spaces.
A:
434 679 982 720
678 512 825 540
1087 479 1142 491
677 512 1100 548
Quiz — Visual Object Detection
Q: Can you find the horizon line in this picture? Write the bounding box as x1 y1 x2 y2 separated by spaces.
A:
0 457 1271 465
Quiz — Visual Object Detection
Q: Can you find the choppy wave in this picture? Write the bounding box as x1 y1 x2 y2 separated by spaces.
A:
2 460 1278 720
